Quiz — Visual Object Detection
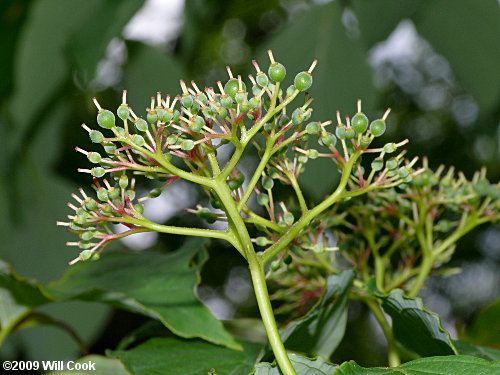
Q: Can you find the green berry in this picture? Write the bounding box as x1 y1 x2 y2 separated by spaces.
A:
386 158 398 170
87 152 102 164
80 231 95 241
306 122 320 135
294 71 312 91
167 135 177 145
199 207 216 224
126 189 136 200
352 112 368 134
218 107 228 118
224 79 246 100
135 118 148 132
283 254 292 265
308 149 319 159
398 166 410 178
197 92 208 105
234 90 247 104
134 204 144 214
320 132 337 146
181 139 195 151
90 130 104 143
255 237 269 247
181 94 194 108
84 198 98 211
335 125 346 139
257 193 269 205
262 176 274 190
359 135 371 148
190 116 205 132
220 94 233 108
108 186 120 200
256 72 269 87
97 187 108 201
249 96 261 109
383 143 397 153
117 104 129 121
370 119 386 137
284 212 294 226
286 85 295 97
103 143 116 154
372 159 384 171
119 175 128 190
147 110 158 124
345 127 356 139
173 110 181 122
160 108 173 122
268 62 286 82
131 134 145 147
91 167 106 178
97 110 115 129
79 250 95 261
148 188 162 198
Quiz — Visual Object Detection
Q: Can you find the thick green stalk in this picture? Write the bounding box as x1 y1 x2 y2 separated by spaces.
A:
214 181 297 375
365 299 401 367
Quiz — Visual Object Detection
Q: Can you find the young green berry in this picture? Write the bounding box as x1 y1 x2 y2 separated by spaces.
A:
173 110 181 122
80 231 96 241
159 108 173 122
126 190 136 201
167 135 177 145
181 139 195 151
197 92 208 106
117 104 129 121
148 188 162 198
345 127 356 139
147 109 158 124
372 159 384 171
249 96 261 109
284 212 294 226
90 130 104 143
119 175 128 190
224 79 246 100
134 204 144 214
199 207 217 224
283 254 293 265
135 118 148 132
220 94 233 109
386 158 398 170
262 176 274 190
97 109 115 129
131 134 145 147
286 85 296 97
103 143 116 154
255 237 269 247
335 125 346 140
156 108 167 122
87 152 102 164
294 71 312 91
115 127 126 137
108 186 120 200
383 143 397 153
190 116 205 132
84 198 98 211
218 107 228 119
308 149 319 159
268 62 286 82
370 119 386 137
234 90 247 104
359 135 371 148
352 112 368 134
306 122 320 135
397 166 410 178
257 193 269 205
181 93 194 108
256 72 269 87
97 187 108 201
320 132 337 146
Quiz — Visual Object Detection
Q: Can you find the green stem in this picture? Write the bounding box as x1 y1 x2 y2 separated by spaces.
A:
214 181 297 375
408 254 434 298
287 172 308 214
364 298 400 367
261 151 361 264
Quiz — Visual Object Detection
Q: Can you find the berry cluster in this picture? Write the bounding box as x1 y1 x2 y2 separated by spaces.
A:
59 51 421 266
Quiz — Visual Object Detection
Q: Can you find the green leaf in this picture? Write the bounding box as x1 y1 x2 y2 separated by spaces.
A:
352 0 421 49
46 355 130 375
261 1 378 200
68 0 143 83
334 355 500 375
414 0 500 114
462 298 500 346
253 354 338 375
0 259 52 343
381 289 457 357
110 337 261 375
453 340 500 361
278 270 354 358
47 239 241 350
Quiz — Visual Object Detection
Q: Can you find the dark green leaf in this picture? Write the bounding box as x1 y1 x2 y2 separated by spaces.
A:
414 0 500 114
110 337 261 375
381 289 457 357
46 355 130 375
47 239 241 350
68 0 143 83
462 298 500 346
334 355 500 375
0 259 52 341
453 340 500 361
254 354 338 375
279 270 354 358
261 1 378 200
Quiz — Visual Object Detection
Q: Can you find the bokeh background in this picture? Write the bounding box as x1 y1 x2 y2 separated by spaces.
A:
0 0 498 368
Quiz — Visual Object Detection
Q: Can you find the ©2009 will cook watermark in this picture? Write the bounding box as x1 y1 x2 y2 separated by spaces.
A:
2 360 96 372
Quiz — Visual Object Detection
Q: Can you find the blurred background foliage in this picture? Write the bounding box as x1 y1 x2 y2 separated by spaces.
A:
0 0 498 368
